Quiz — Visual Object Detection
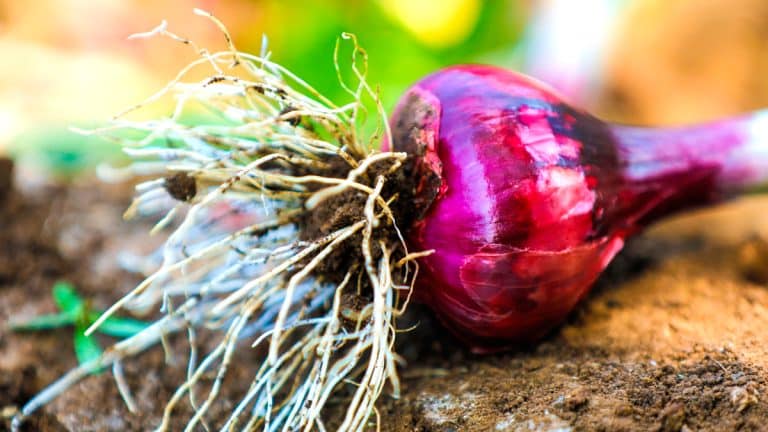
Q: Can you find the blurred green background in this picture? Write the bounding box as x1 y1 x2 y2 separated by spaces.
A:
0 0 528 175
4 0 768 176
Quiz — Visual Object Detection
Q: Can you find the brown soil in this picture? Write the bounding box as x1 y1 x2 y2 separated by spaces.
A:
0 166 262 432
163 172 197 202
2 162 768 431
380 199 768 432
298 152 418 288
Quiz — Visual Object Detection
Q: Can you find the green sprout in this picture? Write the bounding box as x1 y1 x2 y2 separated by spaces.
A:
10 281 150 371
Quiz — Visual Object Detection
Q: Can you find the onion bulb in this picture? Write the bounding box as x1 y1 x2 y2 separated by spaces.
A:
390 65 768 351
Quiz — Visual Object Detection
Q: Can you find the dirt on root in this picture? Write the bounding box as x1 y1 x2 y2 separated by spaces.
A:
2 160 768 431
298 153 419 290
163 172 197 202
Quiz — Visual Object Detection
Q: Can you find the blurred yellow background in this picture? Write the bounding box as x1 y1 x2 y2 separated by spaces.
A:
0 0 526 173
3 0 768 174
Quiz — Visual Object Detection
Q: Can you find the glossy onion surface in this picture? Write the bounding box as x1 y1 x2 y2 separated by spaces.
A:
389 65 764 351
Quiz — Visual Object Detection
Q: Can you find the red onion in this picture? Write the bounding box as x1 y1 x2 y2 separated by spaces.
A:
390 65 768 351
18 30 768 427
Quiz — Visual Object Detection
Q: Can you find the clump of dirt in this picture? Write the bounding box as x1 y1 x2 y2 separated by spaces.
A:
299 188 368 281
298 152 420 287
163 172 196 202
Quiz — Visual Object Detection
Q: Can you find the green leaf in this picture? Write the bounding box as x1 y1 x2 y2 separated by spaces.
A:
73 326 103 373
10 312 74 331
52 281 84 316
93 315 150 339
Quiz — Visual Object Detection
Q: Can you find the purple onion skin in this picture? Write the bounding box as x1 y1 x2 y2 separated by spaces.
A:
390 65 768 352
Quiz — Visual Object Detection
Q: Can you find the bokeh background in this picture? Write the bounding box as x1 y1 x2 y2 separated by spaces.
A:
3 0 768 175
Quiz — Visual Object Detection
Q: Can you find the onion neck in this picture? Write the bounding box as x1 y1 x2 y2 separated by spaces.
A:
608 110 768 226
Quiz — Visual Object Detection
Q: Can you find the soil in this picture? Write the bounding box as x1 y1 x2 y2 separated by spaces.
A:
298 152 418 287
163 173 197 203
2 161 768 431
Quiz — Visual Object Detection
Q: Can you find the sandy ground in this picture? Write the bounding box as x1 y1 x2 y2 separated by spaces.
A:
381 198 768 431
2 164 768 431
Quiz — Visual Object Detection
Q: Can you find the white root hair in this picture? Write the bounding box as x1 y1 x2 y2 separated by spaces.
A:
13 11 430 432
